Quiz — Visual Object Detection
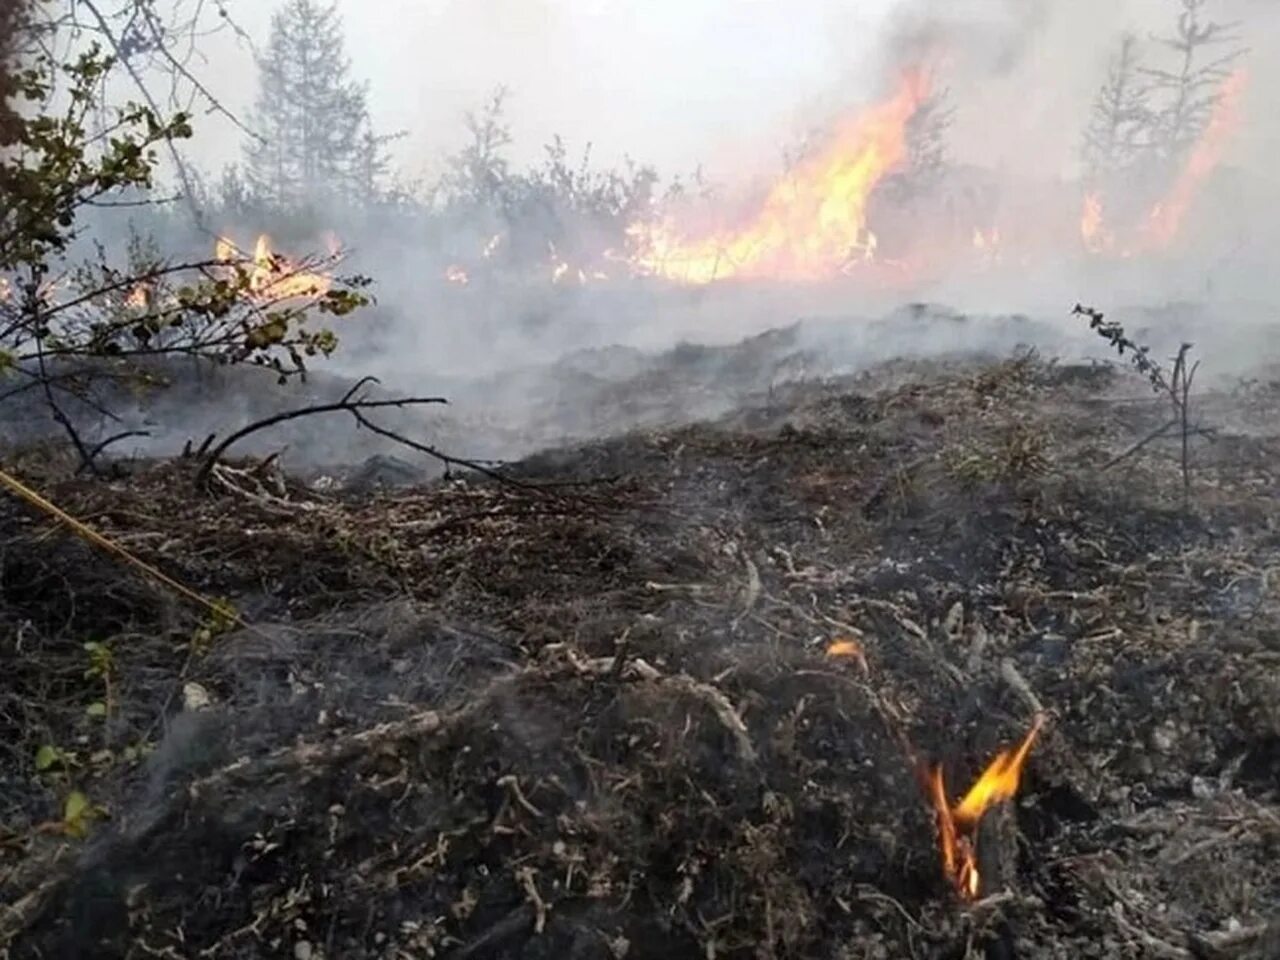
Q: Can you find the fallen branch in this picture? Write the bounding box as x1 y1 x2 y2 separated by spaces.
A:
74 430 150 475
999 659 1046 716
195 376 448 488
348 407 533 488
188 706 447 799
446 904 536 960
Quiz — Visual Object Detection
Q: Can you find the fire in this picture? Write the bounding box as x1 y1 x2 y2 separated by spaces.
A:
214 234 333 301
929 714 1045 901
1079 192 1110 253
628 71 929 284
123 283 150 309
1141 69 1248 250
825 637 868 673
547 243 597 285
972 227 1002 265
444 264 470 285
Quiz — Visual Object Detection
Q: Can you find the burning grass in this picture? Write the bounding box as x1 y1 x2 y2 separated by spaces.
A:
1 345 1279 959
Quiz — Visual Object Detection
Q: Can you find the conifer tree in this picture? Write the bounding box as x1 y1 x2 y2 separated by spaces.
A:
1143 0 1247 164
1082 34 1151 183
245 0 372 209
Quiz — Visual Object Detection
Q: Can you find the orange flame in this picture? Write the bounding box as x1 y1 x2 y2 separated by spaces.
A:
1142 70 1248 250
825 637 869 673
972 227 1002 265
1079 192 1111 253
123 284 150 309
215 234 333 301
628 72 929 284
929 714 1044 901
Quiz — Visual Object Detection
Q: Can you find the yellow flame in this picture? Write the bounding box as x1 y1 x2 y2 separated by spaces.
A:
628 72 929 284
214 234 331 301
825 637 869 673
124 284 149 309
952 714 1044 827
929 714 1045 901
1080 192 1108 252
972 227 1002 265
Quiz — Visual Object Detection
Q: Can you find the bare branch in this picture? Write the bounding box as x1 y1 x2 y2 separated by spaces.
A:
195 390 450 488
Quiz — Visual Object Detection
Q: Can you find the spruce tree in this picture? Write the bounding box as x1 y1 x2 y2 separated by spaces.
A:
1082 34 1152 183
245 0 372 210
1143 0 1247 164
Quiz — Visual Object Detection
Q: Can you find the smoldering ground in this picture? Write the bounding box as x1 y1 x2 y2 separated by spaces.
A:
3 4 1280 959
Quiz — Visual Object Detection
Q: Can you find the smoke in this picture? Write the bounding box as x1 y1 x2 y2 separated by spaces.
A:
16 0 1280 471
880 0 1053 77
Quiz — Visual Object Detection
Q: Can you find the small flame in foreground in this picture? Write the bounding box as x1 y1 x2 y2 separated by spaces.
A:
929 714 1045 901
825 637 869 673
629 71 929 284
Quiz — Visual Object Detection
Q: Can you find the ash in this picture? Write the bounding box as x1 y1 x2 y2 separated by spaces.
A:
3 315 1279 960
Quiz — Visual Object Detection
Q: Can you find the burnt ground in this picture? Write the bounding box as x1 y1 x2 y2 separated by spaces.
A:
1 346 1279 959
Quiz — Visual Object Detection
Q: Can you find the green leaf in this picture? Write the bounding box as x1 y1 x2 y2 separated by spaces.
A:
85 701 107 718
63 790 89 822
35 744 60 771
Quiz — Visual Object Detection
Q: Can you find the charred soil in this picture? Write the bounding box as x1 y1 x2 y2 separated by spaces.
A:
2 349 1278 959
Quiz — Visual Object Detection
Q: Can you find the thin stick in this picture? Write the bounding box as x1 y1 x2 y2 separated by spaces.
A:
0 466 245 628
195 380 448 487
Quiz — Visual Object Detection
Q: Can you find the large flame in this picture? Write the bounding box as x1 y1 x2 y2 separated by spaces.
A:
930 714 1045 901
628 72 930 284
1083 70 1247 258
1141 69 1248 250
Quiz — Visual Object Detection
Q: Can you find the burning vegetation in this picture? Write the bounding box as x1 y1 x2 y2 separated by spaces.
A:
2 1 1279 959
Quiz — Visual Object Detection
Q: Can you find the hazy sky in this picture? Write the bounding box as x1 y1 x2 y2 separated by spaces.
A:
193 0 1274 187
197 0 894 181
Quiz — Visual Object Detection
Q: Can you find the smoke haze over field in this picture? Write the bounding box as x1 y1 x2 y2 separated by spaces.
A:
14 0 1278 468
194 0 1280 184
